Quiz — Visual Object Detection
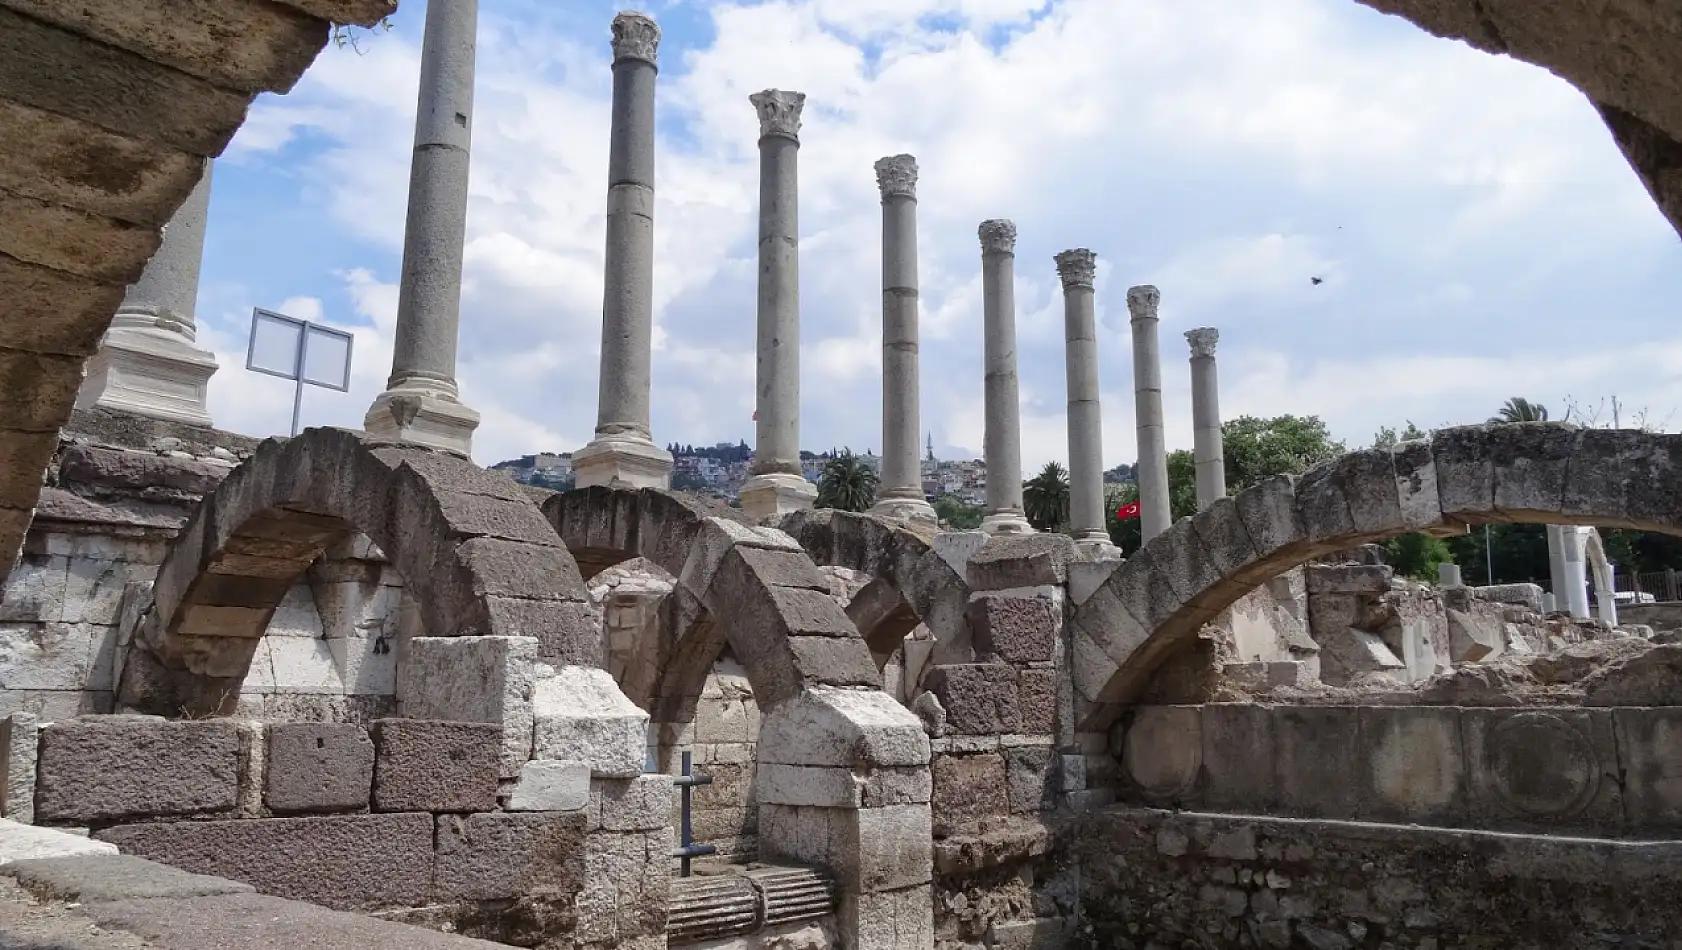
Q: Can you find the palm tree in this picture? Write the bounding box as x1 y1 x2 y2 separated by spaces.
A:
816 448 877 512
1023 461 1071 531
1490 397 1549 424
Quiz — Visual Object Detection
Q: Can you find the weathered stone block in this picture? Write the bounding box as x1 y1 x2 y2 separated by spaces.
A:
1233 475 1305 570
965 533 1077 590
263 722 373 815
595 774 672 832
1391 437 1444 532
433 811 587 902
1304 563 1393 595
1612 707 1682 835
1358 706 1465 825
757 685 929 769
1016 667 1058 734
1431 426 1497 521
397 635 540 778
863 766 932 807
842 882 932 950
505 759 590 812
834 803 932 893
95 813 433 910
1005 746 1057 813
1462 707 1623 833
1490 422 1577 517
0 712 41 823
1446 608 1502 663
731 544 832 590
968 593 1058 664
37 717 238 824
1120 706 1202 805
756 763 860 808
931 753 1008 833
532 665 649 777
923 663 1019 735
371 720 500 813
1273 707 1361 820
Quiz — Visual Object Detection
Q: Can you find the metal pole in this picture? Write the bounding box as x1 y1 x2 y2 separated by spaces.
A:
1484 524 1494 585
670 750 714 877
290 329 307 437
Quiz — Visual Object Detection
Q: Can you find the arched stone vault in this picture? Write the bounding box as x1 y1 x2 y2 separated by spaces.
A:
1071 423 1682 732
118 427 594 717
780 508 976 667
540 486 884 721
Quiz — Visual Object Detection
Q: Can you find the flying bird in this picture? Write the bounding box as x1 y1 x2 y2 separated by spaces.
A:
1311 277 1324 286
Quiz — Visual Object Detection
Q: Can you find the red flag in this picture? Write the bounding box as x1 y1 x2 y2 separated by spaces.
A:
1116 501 1141 520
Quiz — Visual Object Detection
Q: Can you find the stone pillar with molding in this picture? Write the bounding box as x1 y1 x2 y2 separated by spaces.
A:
364 0 482 455
1185 327 1227 510
869 154 936 524
979 219 1032 535
1055 248 1115 554
739 90 818 522
1128 285 1171 542
573 11 674 489
77 160 219 427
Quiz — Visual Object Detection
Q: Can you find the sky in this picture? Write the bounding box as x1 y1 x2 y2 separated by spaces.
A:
194 0 1682 472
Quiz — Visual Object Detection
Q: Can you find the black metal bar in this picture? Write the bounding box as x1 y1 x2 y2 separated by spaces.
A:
671 750 716 877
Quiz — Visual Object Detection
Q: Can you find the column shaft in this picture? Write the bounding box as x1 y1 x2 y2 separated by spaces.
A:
1056 249 1107 543
871 155 934 523
739 91 816 521
1128 286 1171 541
979 220 1031 534
1186 328 1227 510
365 0 480 454
574 12 672 488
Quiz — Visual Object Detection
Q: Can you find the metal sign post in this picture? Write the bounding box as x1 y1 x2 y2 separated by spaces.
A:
245 308 354 436
670 751 715 877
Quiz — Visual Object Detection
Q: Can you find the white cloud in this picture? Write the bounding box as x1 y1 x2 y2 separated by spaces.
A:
200 0 1682 473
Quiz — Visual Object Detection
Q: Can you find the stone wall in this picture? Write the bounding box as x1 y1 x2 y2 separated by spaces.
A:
6 712 671 949
1077 805 1682 950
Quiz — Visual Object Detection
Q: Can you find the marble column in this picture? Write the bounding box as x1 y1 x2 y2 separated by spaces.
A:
869 154 936 524
739 90 818 522
1127 285 1171 542
78 160 220 427
1185 327 1227 510
979 220 1032 535
1054 248 1111 550
573 11 673 489
364 0 481 456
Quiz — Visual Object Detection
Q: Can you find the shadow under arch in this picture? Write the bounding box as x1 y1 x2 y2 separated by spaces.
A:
117 427 592 717
779 507 977 670
1070 422 1682 732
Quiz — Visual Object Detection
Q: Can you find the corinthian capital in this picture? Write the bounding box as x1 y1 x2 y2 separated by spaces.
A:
1054 249 1097 289
978 219 1016 255
874 154 918 201
750 89 806 141
1185 327 1219 358
1126 285 1161 321
610 11 660 65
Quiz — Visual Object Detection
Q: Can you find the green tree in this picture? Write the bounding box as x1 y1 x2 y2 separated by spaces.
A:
1023 461 1071 532
1489 397 1549 424
933 494 984 530
1165 449 1199 521
1221 415 1346 492
1105 483 1142 554
1372 421 1430 447
816 449 877 512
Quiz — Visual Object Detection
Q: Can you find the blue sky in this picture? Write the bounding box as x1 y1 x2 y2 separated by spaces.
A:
194 0 1682 469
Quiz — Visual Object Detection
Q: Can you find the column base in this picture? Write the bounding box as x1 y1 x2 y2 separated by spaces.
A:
980 509 1035 535
76 319 219 428
572 435 673 490
870 490 937 526
364 385 480 457
1073 536 1122 561
739 472 817 524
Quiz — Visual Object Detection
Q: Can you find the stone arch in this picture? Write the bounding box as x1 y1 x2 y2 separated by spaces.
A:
117 427 593 717
1071 423 1682 731
541 486 885 720
780 508 976 668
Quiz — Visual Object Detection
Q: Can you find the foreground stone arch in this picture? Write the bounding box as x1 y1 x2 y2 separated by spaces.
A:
118 427 593 717
1071 423 1682 731
780 508 976 666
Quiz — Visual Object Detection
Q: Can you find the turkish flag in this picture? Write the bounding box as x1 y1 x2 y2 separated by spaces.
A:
1116 501 1141 520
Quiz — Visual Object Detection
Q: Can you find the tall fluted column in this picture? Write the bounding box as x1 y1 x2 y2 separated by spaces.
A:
1055 249 1111 550
979 220 1032 535
739 90 817 522
77 160 219 427
1186 327 1227 510
573 11 673 488
364 0 481 455
1128 286 1171 541
869 154 936 525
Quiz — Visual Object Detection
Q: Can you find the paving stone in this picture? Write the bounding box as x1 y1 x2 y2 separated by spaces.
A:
5 853 251 902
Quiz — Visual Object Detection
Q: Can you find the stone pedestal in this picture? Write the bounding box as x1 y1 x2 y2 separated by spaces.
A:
978 219 1032 536
1127 285 1170 543
77 161 218 427
739 89 817 521
1056 248 1108 546
1185 327 1227 511
576 12 672 489
364 0 481 457
870 154 935 525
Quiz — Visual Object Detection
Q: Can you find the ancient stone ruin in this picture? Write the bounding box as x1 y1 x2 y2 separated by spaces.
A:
1 1 1681 949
